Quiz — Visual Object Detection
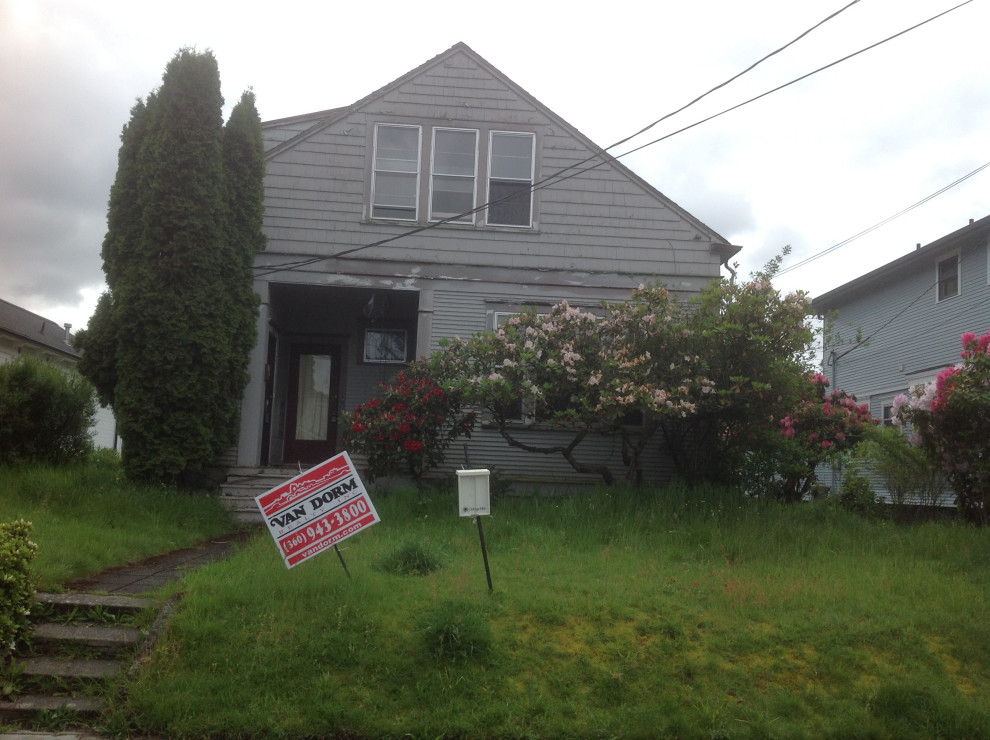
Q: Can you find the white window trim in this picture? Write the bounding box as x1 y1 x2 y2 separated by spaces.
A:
486 131 536 228
935 251 960 302
371 123 421 222
429 127 478 224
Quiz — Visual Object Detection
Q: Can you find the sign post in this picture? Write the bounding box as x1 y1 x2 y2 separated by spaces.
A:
256 451 380 570
457 469 492 592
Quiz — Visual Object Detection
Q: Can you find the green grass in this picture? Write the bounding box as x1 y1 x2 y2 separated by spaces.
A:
110 485 990 739
0 459 239 590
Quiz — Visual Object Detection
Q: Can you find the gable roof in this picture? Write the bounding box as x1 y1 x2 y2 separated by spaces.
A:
0 297 80 360
813 214 990 311
261 42 736 258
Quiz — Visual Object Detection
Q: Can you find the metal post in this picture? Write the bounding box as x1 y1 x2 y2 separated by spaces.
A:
475 516 493 592
334 544 351 579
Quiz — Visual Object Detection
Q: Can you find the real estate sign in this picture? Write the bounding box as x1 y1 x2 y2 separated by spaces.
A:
256 451 380 569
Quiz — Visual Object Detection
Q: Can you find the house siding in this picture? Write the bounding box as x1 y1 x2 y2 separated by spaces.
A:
259 48 722 290
820 233 990 400
236 43 732 485
813 217 990 506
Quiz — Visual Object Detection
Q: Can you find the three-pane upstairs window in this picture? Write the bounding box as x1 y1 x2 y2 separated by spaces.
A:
488 132 535 227
431 128 478 222
372 124 421 220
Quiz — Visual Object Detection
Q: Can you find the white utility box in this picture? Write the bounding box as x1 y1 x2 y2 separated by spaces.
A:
456 468 491 517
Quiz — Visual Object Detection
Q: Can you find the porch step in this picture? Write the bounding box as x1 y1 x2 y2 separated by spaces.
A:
221 466 298 524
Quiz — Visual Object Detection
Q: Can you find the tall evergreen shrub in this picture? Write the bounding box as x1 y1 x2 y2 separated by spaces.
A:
75 49 264 486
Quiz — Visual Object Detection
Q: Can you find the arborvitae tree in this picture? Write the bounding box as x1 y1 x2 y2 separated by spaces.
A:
76 98 153 406
219 90 265 447
75 49 264 486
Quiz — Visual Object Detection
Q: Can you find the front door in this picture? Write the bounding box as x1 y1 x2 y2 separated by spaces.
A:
284 344 341 466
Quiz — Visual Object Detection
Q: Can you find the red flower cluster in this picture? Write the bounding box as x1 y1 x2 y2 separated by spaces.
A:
342 362 475 480
779 375 874 451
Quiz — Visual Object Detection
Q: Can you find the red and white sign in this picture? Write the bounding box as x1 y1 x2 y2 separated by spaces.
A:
256 451 380 569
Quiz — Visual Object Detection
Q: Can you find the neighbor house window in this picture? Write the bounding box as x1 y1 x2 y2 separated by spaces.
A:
430 128 477 222
487 132 535 227
882 403 895 427
364 329 407 364
937 254 959 301
372 124 421 220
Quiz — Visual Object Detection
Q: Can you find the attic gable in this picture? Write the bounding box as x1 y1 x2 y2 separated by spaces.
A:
263 42 731 252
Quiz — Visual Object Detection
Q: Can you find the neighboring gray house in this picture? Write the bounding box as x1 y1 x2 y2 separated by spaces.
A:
231 43 738 493
0 298 117 450
812 214 990 497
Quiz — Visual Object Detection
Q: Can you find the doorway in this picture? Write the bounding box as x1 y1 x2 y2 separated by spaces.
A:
284 343 341 465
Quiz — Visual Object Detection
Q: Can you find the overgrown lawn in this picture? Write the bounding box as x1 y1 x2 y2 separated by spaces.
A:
114 486 990 739
0 458 239 589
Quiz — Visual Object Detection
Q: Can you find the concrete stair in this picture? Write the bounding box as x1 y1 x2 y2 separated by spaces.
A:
220 466 299 524
0 592 154 727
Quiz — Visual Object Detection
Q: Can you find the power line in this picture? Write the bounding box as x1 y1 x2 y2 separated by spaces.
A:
827 279 936 365
779 159 990 275
273 2 860 270
254 1 972 276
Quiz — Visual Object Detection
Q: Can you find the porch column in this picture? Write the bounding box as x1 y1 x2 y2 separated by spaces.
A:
237 283 270 466
416 286 434 361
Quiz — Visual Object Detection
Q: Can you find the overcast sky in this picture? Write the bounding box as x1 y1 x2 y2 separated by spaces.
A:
1 0 987 333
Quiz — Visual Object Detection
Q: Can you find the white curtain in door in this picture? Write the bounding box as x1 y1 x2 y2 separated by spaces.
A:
295 354 331 440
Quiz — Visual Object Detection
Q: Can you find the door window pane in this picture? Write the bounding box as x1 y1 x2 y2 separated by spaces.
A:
295 354 331 441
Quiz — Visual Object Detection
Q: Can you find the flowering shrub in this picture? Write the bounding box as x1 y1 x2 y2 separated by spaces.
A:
342 361 475 481
659 251 817 484
893 329 990 521
432 291 718 483
770 372 876 501
430 252 818 487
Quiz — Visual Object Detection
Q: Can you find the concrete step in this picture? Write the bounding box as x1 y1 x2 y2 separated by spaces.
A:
0 694 102 721
34 592 153 616
21 656 124 680
31 623 141 657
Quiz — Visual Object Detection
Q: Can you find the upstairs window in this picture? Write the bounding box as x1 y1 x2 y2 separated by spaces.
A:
487 132 535 227
937 254 959 301
430 128 478 222
372 124 420 220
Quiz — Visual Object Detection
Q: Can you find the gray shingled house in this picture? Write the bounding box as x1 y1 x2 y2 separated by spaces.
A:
227 43 738 504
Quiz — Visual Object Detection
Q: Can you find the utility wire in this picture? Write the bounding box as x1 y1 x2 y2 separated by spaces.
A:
254 1 971 276
840 293 990 364
306 2 863 266
827 279 936 364
551 1 973 188
779 159 990 275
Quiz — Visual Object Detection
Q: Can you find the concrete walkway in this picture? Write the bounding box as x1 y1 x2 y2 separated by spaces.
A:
63 528 259 594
